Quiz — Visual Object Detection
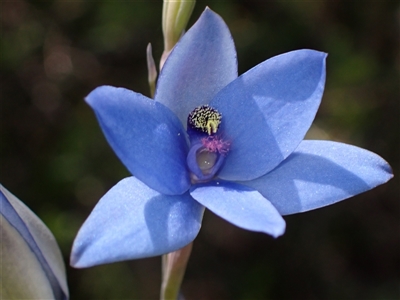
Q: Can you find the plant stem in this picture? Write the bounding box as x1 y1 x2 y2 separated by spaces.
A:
160 242 193 300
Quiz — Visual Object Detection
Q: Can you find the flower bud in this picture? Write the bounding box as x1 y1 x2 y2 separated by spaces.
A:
0 185 69 300
161 0 195 68
146 43 157 98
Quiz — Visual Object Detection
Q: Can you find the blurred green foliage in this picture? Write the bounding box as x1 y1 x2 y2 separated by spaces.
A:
1 0 398 299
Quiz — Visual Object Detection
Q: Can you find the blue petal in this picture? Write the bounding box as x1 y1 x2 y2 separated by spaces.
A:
1 185 68 300
190 181 285 237
86 86 190 195
210 50 327 181
242 140 393 215
71 177 204 268
155 8 238 126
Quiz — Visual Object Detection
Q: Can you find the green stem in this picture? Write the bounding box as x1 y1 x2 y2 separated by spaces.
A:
160 242 193 300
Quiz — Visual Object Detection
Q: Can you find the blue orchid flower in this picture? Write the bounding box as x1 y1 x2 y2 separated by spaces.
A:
0 185 69 299
71 8 393 268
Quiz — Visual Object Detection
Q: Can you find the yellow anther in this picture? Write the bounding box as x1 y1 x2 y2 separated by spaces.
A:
188 105 222 135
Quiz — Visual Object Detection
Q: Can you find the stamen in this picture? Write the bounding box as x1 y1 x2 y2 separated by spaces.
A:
188 105 222 135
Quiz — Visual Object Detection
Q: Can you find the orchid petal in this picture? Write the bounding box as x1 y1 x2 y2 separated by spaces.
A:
86 86 190 195
211 50 327 181
0 185 68 300
71 177 204 268
243 140 393 215
190 181 285 237
155 8 238 126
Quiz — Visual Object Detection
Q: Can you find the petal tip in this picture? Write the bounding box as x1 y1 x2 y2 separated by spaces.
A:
69 240 86 268
383 161 394 179
270 222 286 238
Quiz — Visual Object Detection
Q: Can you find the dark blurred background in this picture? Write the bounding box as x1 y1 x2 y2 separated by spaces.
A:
1 0 399 299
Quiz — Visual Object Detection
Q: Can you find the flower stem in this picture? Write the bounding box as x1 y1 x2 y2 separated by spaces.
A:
160 242 193 300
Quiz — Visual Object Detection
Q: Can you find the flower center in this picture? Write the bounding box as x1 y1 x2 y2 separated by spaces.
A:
186 105 230 183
